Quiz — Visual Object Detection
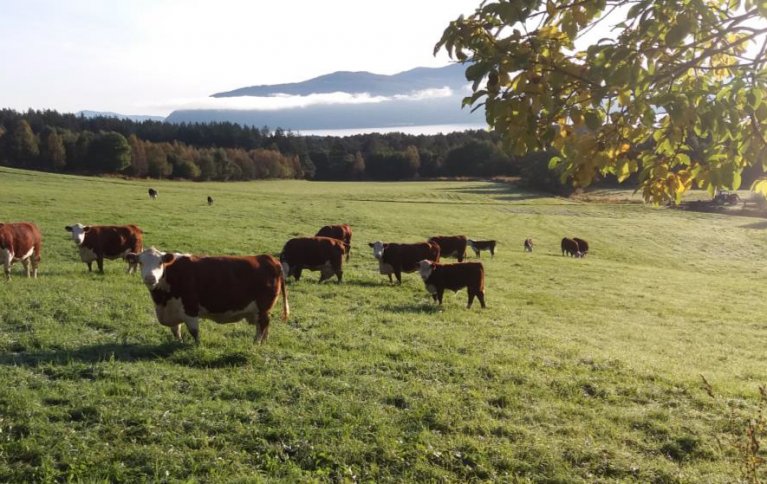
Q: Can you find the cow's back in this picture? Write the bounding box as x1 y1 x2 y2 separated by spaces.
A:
431 262 484 291
384 241 440 272
0 222 42 256
281 236 344 266
85 225 142 256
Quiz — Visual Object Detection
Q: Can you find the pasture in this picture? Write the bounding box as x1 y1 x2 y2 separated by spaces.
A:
0 166 766 481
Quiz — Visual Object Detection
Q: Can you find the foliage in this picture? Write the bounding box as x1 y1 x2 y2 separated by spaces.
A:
436 0 767 204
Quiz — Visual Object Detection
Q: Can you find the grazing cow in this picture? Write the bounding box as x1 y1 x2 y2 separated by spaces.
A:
418 260 486 308
315 224 352 261
428 235 467 262
368 240 440 284
65 223 143 273
148 188 158 200
280 236 345 282
126 247 288 343
561 237 582 258
468 239 496 258
524 238 534 252
207 196 214 206
573 237 589 256
0 222 42 280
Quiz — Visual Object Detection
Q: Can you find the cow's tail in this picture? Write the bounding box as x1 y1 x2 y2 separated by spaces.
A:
279 271 290 322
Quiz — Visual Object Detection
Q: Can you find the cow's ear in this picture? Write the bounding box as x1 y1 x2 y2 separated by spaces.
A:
368 242 374 247
83 226 91 232
65 226 72 232
125 253 138 264
162 253 176 264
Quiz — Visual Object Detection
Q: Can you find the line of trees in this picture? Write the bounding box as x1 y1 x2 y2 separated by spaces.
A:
0 109 530 183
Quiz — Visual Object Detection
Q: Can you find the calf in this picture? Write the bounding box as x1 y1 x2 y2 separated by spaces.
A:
65 223 143 273
148 188 158 200
468 239 496 258
316 224 352 261
418 260 486 308
573 237 589 256
126 247 288 343
524 238 534 252
0 222 42 280
428 235 467 262
368 240 440 284
561 237 582 258
280 236 345 282
207 196 214 206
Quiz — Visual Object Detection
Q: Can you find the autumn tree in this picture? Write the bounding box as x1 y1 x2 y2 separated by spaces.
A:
5 119 39 167
39 126 66 170
437 0 767 203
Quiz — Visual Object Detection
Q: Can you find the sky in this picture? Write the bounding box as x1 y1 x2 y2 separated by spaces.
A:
0 0 481 117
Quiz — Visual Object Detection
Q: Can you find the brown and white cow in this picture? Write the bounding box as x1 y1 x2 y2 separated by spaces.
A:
524 238 534 252
315 224 352 261
561 237 582 258
368 240 440 284
126 247 288 343
428 235 467 262
280 236 345 283
65 223 143 273
468 239 496 258
573 237 589 256
0 222 42 280
418 260 486 308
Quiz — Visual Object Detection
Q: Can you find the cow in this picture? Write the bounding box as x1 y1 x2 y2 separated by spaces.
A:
126 247 288 343
468 239 496 258
207 196 214 206
428 235 467 262
561 237 582 258
280 236 345 283
418 260 486 308
0 222 42 280
368 240 440 284
315 224 352 261
65 224 143 273
524 238 534 252
573 237 589 256
148 188 158 200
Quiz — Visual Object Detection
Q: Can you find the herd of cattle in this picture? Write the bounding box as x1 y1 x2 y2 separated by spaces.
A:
0 211 590 344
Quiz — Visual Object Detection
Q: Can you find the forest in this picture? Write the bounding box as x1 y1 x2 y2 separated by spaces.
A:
0 109 569 189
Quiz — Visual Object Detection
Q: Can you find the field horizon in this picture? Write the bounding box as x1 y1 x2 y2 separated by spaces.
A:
1 166 765 481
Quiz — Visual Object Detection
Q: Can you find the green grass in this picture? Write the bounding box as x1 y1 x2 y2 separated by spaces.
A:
1 166 766 481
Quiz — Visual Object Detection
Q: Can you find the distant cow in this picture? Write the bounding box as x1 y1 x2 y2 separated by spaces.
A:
573 237 589 256
524 238 534 252
0 222 42 280
126 247 288 343
280 236 345 283
428 235 467 262
369 240 440 284
468 239 496 258
316 224 352 261
418 260 486 308
148 188 158 200
65 223 143 273
207 196 214 206
561 237 582 258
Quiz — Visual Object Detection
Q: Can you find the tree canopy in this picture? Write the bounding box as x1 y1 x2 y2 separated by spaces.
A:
437 0 767 203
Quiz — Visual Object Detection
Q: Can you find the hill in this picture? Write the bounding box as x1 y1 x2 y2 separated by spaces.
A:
1 167 765 481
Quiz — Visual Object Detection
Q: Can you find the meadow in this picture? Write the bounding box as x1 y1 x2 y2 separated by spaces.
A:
0 166 766 482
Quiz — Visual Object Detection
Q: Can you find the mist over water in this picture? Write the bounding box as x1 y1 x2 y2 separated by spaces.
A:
296 123 488 137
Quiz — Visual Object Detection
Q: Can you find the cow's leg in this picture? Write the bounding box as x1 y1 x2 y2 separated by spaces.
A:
31 251 39 278
458 253 465 262
468 290 475 308
183 317 200 344
477 291 486 308
256 310 271 344
1 250 13 280
490 247 495 258
387 273 393 283
474 249 481 258
437 288 444 305
22 258 31 277
394 269 402 284
294 267 302 281
97 257 105 273
86 261 93 272
170 324 183 342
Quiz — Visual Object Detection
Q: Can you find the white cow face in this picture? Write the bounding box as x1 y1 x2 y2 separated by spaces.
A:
65 223 89 246
368 241 386 260
418 260 435 281
126 247 175 288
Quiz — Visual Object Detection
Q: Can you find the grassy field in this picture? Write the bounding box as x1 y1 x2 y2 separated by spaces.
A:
0 166 766 482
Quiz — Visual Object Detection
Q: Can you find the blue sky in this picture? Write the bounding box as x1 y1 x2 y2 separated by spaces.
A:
0 0 480 116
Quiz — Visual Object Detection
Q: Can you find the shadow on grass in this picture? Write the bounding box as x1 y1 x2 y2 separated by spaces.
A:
0 341 183 367
740 220 767 229
381 302 441 314
437 182 548 202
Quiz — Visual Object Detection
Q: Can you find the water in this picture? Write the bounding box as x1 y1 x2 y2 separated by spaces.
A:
295 123 488 137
